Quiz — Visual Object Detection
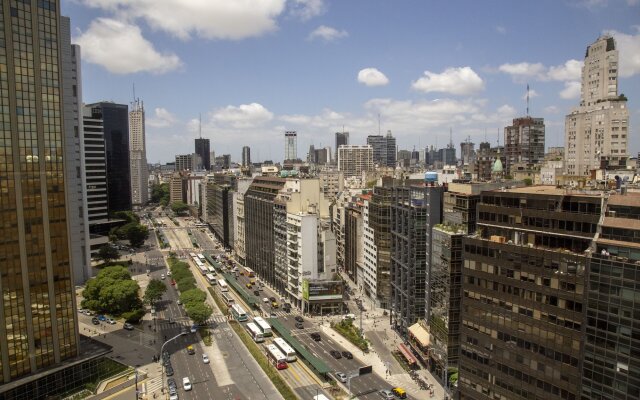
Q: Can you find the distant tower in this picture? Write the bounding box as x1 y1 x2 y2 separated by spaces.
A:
195 138 210 170
242 146 251 167
335 131 349 162
284 131 297 161
129 98 149 206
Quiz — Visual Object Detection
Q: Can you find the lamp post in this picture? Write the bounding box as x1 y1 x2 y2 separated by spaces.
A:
160 332 185 394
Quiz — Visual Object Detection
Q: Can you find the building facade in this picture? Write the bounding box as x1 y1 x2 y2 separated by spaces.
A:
504 117 545 175
338 145 374 177
284 131 297 161
565 36 629 176
367 130 397 167
242 146 251 167
195 138 210 171
129 99 148 206
335 131 349 162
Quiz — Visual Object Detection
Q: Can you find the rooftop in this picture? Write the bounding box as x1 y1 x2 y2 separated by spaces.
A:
500 185 602 198
608 192 640 207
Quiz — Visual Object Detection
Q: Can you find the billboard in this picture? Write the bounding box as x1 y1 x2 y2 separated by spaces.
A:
302 280 344 301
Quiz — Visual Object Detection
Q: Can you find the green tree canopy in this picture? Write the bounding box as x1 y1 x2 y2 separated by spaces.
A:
171 201 189 215
185 302 212 325
81 266 140 315
144 279 167 305
126 223 149 248
151 183 170 205
97 244 119 263
180 288 206 307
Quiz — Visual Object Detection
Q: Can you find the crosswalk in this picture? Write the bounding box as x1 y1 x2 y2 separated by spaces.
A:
143 375 163 396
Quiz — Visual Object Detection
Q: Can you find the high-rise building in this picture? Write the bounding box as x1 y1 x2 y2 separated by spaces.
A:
242 146 251 167
85 102 131 212
206 175 237 249
195 138 210 170
504 117 545 175
129 99 149 206
284 131 297 161
175 154 195 171
565 35 629 176
460 141 475 166
0 1 79 384
335 131 349 161
338 145 374 177
367 130 397 167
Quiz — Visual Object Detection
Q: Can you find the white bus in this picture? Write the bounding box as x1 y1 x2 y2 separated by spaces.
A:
231 304 248 322
246 322 265 343
265 344 288 370
205 273 216 285
221 292 234 306
189 252 196 258
252 317 272 337
243 267 255 278
218 280 228 292
207 266 216 274
273 337 297 362
197 253 205 261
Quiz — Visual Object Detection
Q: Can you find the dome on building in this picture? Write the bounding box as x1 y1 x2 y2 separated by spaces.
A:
492 157 503 173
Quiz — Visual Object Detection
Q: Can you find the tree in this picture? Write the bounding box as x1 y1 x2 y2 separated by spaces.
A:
171 201 189 215
126 224 149 248
151 183 170 205
179 288 206 306
144 279 167 305
81 266 141 315
97 244 119 263
185 302 212 325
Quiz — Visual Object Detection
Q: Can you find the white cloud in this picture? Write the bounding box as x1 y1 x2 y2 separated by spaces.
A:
212 103 274 128
147 107 177 128
522 89 539 100
607 28 640 77
547 59 583 81
496 25 507 34
74 18 182 74
498 62 546 79
544 106 560 114
80 0 286 40
560 81 581 99
288 0 325 20
308 25 348 41
357 68 389 87
411 67 484 95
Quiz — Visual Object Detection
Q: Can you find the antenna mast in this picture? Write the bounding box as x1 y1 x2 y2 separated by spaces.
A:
526 83 530 116
199 113 202 139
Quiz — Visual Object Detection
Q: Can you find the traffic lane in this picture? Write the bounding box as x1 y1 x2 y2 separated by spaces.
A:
164 337 215 399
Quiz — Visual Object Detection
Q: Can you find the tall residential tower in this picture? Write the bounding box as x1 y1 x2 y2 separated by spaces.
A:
129 99 148 206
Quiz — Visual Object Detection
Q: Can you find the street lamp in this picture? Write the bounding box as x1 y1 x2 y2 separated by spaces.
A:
159 332 185 394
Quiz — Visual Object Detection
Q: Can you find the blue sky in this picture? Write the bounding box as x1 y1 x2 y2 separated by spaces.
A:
63 0 640 164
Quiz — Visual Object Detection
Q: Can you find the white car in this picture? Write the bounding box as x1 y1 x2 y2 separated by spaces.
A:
202 354 209 364
106 318 116 325
161 274 165 280
167 271 172 276
335 372 347 383
182 377 192 391
263 298 270 303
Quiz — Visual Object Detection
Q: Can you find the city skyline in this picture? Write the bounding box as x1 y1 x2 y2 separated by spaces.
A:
63 1 640 163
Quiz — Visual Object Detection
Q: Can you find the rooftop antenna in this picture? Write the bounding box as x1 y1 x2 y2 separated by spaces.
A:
378 113 381 135
449 127 453 148
132 83 136 103
484 128 487 143
497 128 500 146
199 113 202 139
526 83 530 116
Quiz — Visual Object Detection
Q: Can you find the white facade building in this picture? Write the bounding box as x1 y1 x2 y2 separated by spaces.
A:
129 99 149 206
338 145 374 177
361 198 378 304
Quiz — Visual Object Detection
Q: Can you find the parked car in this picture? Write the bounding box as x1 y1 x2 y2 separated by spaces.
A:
392 387 407 399
254 290 260 296
271 302 279 308
91 317 100 325
182 377 192 391
310 332 321 341
341 351 353 359
335 372 347 383
106 318 116 325
97 315 106 321
187 345 195 354
294 316 304 323
263 297 270 303
378 389 395 399
123 322 134 330
167 378 176 390
169 393 179 400
295 322 304 329
190 325 197 333
202 354 209 364
269 296 276 302
161 274 165 280
165 365 174 376
330 350 342 359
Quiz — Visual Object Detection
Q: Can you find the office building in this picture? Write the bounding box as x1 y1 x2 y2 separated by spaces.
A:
504 117 545 175
129 99 149 206
345 197 366 284
390 180 444 334
459 186 601 400
367 130 397 167
318 170 344 202
335 131 349 162
460 141 475 166
338 145 374 177
206 175 237 250
565 35 629 175
85 102 131 212
0 0 80 388
175 154 196 171
195 138 210 170
242 146 251 167
439 146 457 166
233 178 253 265
284 131 297 161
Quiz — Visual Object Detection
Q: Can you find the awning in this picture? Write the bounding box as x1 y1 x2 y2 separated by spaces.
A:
398 343 417 365
408 322 430 347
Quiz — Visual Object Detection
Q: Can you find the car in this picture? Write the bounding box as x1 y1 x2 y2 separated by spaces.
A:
97 315 107 321
123 322 134 330
335 372 347 383
310 332 321 341
341 351 353 359
91 317 100 325
166 270 172 276
169 393 179 400
177 299 182 305
343 313 356 320
161 274 165 280
271 302 279 308
182 377 192 391
254 290 260 296
167 378 176 389
294 316 304 323
187 345 195 355
283 303 291 312
78 308 86 314
165 365 174 376
106 318 116 325
202 354 209 364
190 325 197 333
392 387 407 399
270 312 277 318
245 283 252 289
330 350 342 359
269 297 276 302
263 297 270 303
295 322 304 329
378 389 395 399
162 351 170 363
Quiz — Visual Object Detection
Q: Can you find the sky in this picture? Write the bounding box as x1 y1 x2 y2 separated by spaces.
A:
63 0 640 164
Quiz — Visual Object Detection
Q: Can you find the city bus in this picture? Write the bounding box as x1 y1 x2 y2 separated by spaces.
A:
265 344 288 370
189 252 196 258
273 337 297 362
221 292 234 306
207 266 216 274
197 264 208 276
246 322 265 343
218 280 228 292
231 304 248 322
243 267 255 278
197 253 205 261
205 273 216 285
252 317 272 337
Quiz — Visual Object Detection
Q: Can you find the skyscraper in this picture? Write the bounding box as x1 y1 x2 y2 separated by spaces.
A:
335 131 349 161
367 130 397 167
129 99 149 206
85 102 132 212
504 117 545 175
195 137 210 170
284 131 297 161
565 35 629 175
0 0 79 383
242 146 251 167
